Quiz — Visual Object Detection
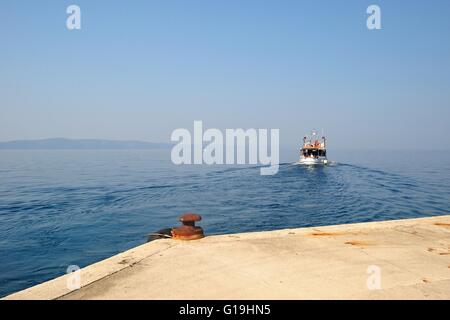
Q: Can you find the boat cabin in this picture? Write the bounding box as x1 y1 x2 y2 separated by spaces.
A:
299 130 328 164
301 148 326 158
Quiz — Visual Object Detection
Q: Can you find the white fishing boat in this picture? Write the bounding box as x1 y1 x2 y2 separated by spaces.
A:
299 130 328 165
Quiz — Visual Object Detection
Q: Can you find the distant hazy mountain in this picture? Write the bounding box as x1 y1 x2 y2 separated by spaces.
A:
0 138 172 149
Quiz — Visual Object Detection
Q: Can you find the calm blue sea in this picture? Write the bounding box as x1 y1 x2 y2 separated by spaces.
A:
0 149 449 297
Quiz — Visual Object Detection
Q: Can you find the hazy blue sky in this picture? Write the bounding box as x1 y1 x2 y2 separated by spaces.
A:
1 0 450 149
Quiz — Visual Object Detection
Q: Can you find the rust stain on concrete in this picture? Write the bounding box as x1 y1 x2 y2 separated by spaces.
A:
309 231 346 237
434 222 450 228
345 240 374 247
427 247 450 255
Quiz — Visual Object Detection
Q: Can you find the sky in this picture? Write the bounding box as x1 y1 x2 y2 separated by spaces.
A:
1 0 450 150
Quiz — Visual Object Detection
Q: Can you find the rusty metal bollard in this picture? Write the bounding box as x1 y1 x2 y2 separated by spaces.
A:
171 213 205 240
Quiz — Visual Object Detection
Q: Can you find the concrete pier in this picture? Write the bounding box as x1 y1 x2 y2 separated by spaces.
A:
4 215 450 300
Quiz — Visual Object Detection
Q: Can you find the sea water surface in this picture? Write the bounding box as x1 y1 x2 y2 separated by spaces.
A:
0 149 449 297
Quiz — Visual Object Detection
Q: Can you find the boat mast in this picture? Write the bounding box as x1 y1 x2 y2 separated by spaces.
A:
321 128 326 149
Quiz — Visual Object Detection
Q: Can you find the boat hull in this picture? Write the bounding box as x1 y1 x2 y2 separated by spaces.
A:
299 157 328 165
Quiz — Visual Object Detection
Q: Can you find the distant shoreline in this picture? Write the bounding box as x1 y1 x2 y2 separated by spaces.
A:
0 138 172 150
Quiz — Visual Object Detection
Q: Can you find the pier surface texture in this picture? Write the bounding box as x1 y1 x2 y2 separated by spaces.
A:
4 215 450 300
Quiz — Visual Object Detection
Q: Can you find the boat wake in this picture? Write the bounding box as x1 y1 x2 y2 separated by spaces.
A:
291 160 339 166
